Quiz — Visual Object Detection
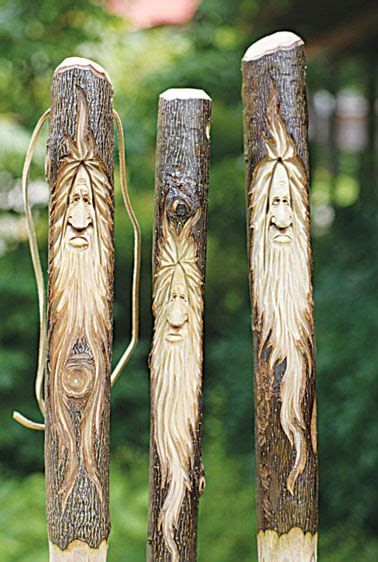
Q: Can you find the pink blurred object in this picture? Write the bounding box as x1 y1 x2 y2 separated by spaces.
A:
107 0 201 28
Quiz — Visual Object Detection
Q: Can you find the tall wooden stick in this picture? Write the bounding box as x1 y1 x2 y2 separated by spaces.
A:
147 89 211 562
241 32 318 561
45 57 115 561
13 56 140 559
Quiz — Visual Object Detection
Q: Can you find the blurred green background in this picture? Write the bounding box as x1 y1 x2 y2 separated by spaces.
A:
0 0 377 560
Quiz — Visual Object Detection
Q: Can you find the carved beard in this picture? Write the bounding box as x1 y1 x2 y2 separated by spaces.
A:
258 217 312 495
151 305 201 561
48 232 111 508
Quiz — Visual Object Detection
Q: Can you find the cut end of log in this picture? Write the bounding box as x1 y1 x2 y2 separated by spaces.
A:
49 540 108 561
54 57 112 85
242 31 304 62
257 528 317 562
160 88 211 101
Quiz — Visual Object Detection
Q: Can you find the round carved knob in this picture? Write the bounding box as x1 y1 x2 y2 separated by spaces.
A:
62 356 94 398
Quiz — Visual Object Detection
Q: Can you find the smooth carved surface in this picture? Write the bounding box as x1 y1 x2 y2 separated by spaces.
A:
150 210 203 561
242 31 304 62
161 88 211 101
46 68 113 549
55 57 112 85
49 540 108 562
249 85 314 495
257 529 317 562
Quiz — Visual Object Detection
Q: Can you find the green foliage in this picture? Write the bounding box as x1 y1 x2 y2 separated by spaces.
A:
0 473 47 562
0 0 377 558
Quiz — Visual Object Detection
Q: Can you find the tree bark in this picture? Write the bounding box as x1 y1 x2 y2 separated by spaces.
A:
147 89 211 562
241 32 318 561
45 57 114 561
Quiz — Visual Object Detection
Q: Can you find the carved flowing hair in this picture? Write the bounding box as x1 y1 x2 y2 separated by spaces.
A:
249 88 314 494
48 87 113 507
151 212 203 560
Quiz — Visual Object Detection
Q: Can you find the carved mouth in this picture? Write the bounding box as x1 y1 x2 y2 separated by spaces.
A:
166 332 184 343
270 225 293 244
273 233 292 243
69 236 89 249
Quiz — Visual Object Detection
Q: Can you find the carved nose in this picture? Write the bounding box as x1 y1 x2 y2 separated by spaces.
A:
167 300 187 328
272 206 292 229
69 202 91 231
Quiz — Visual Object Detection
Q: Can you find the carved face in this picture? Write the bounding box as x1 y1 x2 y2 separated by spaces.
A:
48 87 114 507
166 268 189 344
268 163 293 246
66 166 94 250
151 214 203 559
249 87 313 495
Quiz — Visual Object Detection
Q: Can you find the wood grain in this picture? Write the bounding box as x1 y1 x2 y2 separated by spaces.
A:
147 89 211 562
242 33 318 551
45 59 114 554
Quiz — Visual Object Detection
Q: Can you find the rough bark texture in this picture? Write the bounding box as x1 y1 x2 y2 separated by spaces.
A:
147 92 211 562
45 62 114 552
242 41 318 540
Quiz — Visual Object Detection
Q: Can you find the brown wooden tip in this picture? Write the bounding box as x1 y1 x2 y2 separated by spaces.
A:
242 31 304 62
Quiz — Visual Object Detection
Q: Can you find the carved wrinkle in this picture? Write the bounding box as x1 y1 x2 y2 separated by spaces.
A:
151 212 203 561
249 87 313 494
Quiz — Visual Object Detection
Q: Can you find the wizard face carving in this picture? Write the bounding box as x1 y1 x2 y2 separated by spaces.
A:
150 210 203 561
48 86 113 507
249 86 314 496
165 268 189 344
268 163 293 246
66 166 94 250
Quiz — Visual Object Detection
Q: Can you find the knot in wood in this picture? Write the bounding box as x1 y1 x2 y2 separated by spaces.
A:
167 197 194 234
172 198 190 220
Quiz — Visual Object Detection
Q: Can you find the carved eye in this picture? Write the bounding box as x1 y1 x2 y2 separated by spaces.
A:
282 197 289 205
273 197 280 205
72 194 80 203
179 294 187 302
83 195 90 204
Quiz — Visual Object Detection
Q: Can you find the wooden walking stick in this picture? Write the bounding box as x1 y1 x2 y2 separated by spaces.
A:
241 32 318 561
13 57 141 561
147 89 211 562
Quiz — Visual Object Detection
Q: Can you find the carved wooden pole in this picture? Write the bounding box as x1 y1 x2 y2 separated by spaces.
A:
44 57 115 561
147 89 211 562
241 32 318 561
14 57 140 560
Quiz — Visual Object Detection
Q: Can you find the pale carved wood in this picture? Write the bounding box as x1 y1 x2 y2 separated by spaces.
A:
242 32 318 561
249 84 313 496
49 540 108 562
258 529 317 562
45 58 114 556
147 88 211 562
